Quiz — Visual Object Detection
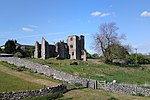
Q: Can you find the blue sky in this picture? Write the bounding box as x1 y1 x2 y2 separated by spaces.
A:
0 0 150 54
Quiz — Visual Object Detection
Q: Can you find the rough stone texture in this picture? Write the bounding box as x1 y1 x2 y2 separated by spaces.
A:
103 83 150 96
1 57 150 96
0 57 93 88
0 84 67 100
34 41 41 58
34 35 86 61
41 37 50 59
55 41 69 59
67 35 87 61
81 50 87 61
49 45 56 57
112 59 127 64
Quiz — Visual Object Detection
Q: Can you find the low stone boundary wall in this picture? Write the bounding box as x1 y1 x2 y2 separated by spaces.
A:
104 83 150 96
0 57 150 96
0 84 67 100
0 57 95 88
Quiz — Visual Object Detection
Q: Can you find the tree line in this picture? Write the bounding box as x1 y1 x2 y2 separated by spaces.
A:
1 22 150 65
93 22 150 65
0 40 34 57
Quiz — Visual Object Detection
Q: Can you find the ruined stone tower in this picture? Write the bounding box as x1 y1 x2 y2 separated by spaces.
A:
67 35 86 61
34 41 41 58
34 35 86 61
55 41 69 59
41 37 50 59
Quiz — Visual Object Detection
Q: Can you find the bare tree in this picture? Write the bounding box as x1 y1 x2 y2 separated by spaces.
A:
93 22 125 60
124 44 133 54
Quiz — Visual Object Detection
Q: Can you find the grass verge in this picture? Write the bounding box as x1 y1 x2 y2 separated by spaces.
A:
27 58 150 84
59 88 150 100
0 61 61 92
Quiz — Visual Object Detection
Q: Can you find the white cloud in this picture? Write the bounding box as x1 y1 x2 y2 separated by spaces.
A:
100 13 110 17
22 27 34 32
22 24 38 32
91 11 110 17
91 11 101 17
140 11 150 17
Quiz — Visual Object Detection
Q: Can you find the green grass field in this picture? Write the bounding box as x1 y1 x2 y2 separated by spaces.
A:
0 71 42 92
27 58 150 84
59 88 150 100
0 59 150 100
0 61 61 92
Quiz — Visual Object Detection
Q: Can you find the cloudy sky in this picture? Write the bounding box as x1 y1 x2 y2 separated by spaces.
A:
0 0 150 54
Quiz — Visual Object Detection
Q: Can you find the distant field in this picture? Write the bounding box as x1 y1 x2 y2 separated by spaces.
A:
0 61 61 92
27 58 150 84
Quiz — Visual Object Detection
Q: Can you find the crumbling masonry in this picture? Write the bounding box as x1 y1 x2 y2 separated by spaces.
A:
34 35 86 61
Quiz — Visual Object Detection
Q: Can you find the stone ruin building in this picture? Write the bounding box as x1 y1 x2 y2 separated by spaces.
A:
34 35 86 61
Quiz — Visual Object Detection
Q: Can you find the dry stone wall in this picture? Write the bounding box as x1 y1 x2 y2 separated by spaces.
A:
0 84 66 100
104 83 150 96
0 57 95 88
0 57 150 96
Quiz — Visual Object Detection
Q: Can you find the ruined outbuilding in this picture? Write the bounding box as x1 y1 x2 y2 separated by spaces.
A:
34 35 86 61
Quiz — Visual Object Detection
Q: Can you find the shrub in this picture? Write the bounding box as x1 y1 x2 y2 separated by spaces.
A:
74 83 83 87
128 54 150 64
14 52 23 58
0 47 2 53
4 40 16 53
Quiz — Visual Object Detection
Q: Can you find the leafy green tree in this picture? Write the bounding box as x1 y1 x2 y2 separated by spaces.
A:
4 40 16 53
24 46 35 57
0 48 2 53
86 53 92 58
14 52 23 58
84 49 92 58
128 54 150 64
91 53 99 58
93 22 126 62
105 44 129 62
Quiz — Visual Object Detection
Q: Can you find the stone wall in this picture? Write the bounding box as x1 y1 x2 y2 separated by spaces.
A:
41 37 50 59
103 83 150 96
0 57 150 96
0 84 67 100
34 41 41 58
67 35 87 61
55 41 69 59
0 57 94 88
49 45 56 57
34 35 86 61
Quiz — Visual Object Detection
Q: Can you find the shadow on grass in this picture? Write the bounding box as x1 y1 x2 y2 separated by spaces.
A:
107 62 141 68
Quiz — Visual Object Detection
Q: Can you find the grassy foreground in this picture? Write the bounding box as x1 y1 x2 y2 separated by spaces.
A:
0 61 61 92
59 88 150 100
0 59 150 100
0 70 42 92
27 58 150 84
